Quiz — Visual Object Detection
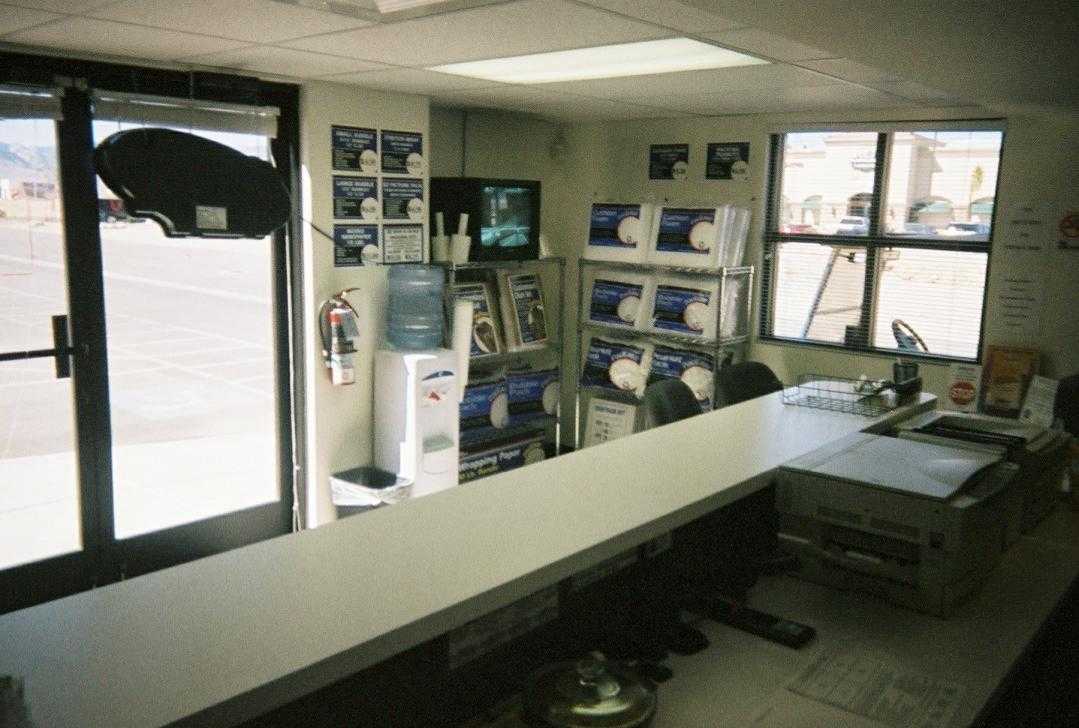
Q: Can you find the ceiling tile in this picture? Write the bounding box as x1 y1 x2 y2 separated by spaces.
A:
182 45 390 78
283 0 671 67
665 83 911 116
878 80 969 106
3 0 115 11
542 63 835 103
90 0 372 44
795 58 906 87
428 85 686 121
324 67 497 94
0 4 60 35
704 27 837 62
3 17 247 59
577 0 742 34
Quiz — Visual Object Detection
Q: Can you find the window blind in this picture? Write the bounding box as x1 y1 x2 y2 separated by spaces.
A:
91 90 279 138
761 125 1001 362
0 85 62 120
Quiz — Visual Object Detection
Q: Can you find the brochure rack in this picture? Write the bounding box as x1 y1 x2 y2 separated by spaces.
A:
438 258 566 475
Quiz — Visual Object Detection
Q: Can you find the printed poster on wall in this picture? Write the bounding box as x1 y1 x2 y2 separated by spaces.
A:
649 144 689 180
380 130 424 175
382 224 424 264
332 176 378 220
331 125 377 173
706 142 750 180
382 177 424 221
333 224 380 267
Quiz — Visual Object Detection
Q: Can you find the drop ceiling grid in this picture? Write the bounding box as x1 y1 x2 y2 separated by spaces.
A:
279 0 674 67
0 4 62 35
0 0 960 120
86 0 376 45
1 15 250 59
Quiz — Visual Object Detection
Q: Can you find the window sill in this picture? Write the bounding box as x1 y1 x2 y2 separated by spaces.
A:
755 334 980 366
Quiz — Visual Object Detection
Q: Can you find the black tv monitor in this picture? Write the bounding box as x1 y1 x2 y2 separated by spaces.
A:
430 177 540 261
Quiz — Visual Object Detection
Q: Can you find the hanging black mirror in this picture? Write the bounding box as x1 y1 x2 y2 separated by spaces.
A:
94 128 290 239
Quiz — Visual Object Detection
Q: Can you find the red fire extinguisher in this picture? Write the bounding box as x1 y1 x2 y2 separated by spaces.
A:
318 290 360 386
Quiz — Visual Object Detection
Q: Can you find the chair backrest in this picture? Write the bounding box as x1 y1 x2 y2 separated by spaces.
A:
713 362 783 409
1056 373 1079 436
634 378 702 431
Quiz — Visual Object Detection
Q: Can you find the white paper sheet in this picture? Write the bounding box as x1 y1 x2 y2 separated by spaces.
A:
787 649 966 728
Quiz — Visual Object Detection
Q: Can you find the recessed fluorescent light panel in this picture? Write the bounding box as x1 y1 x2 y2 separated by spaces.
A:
429 38 767 84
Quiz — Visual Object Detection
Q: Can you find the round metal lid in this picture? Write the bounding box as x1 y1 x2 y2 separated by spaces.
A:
522 653 657 728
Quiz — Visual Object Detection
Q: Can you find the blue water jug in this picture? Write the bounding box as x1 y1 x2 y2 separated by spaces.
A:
386 265 445 350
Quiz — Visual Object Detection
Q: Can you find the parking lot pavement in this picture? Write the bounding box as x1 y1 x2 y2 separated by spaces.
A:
1 220 280 563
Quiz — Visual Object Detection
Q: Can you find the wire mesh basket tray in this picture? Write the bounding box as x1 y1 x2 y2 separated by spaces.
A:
782 375 899 417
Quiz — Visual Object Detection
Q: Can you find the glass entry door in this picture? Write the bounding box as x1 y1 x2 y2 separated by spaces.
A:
92 117 281 545
0 93 99 610
0 113 82 570
0 80 294 613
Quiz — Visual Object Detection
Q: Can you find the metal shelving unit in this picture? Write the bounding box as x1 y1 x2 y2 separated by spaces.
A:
574 259 754 449
438 257 566 469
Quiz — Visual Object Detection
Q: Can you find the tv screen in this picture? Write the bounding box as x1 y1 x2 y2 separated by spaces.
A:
480 185 534 249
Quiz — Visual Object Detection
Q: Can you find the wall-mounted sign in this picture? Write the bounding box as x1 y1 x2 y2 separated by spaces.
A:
705 142 750 181
382 177 424 221
332 176 378 220
381 224 424 264
381 130 424 175
649 144 689 180
331 126 377 173
333 224 379 267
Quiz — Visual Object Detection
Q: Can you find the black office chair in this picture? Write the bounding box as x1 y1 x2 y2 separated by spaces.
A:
1057 373 1079 436
634 378 701 431
712 361 784 409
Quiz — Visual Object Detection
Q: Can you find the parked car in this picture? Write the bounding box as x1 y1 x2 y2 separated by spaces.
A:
890 222 936 237
836 216 869 235
940 222 990 237
781 223 816 234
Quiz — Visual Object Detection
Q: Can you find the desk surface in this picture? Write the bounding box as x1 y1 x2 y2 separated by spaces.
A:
657 504 1079 727
0 391 933 728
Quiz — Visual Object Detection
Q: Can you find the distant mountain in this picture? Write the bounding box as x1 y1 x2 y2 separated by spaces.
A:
0 143 57 184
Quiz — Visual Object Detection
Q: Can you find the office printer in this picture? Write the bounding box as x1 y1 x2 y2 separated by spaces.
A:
777 433 1016 617
896 411 1069 540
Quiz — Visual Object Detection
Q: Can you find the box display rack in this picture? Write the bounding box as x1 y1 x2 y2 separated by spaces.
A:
574 259 754 449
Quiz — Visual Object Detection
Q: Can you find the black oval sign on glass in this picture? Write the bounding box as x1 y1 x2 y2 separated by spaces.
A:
94 128 290 239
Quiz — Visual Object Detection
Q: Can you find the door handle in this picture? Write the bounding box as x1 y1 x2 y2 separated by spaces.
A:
52 314 72 379
0 314 76 379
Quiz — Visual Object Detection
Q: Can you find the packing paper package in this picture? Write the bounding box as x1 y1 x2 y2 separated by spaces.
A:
648 206 724 268
584 268 651 330
648 345 717 410
647 275 720 340
506 368 560 426
584 202 655 263
580 335 654 397
718 206 751 268
460 376 509 445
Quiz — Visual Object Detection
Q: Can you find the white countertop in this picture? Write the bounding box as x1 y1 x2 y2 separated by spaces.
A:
657 504 1079 727
0 391 934 728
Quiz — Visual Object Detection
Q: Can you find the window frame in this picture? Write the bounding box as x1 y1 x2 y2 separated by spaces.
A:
759 122 1005 364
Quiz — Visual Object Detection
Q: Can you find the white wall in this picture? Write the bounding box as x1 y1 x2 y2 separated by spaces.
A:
595 106 1079 396
299 82 429 527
